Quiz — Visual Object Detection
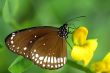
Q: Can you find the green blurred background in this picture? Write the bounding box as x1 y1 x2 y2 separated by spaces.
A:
0 0 110 73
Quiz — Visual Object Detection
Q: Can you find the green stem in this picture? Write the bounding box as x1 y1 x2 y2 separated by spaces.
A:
67 60 95 73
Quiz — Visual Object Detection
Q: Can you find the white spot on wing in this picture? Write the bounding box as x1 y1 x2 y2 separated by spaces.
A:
32 56 35 59
12 45 15 47
24 47 27 50
47 57 50 63
35 35 37 38
20 51 22 54
12 33 15 35
43 43 45 46
47 64 50 67
23 53 25 55
61 58 63 62
51 65 53 68
37 60 39 63
35 58 37 61
61 64 63 66
26 55 29 58
30 41 32 43
44 56 47 63
58 64 60 67
55 65 57 68
43 64 45 67
34 50 36 52
11 40 14 44
39 56 44 60
13 50 15 52
35 54 39 57
17 47 19 49
11 37 14 40
12 33 15 36
32 53 34 56
54 57 57 63
57 58 60 63
64 57 66 64
40 61 42 64
12 35 15 37
51 56 53 63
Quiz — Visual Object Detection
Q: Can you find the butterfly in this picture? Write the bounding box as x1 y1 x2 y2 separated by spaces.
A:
5 23 70 70
5 16 85 70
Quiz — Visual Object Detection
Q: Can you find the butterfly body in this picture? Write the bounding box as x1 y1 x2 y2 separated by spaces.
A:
58 24 68 38
5 24 68 70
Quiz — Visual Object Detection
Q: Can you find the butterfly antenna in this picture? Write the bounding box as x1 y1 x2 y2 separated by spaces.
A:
64 16 86 24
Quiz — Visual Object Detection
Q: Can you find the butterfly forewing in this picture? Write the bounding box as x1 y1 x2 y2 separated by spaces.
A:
5 27 58 58
30 31 67 69
5 26 67 70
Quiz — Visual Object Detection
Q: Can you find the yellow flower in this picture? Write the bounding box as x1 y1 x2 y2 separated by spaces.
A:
93 52 110 73
71 26 98 66
73 26 88 45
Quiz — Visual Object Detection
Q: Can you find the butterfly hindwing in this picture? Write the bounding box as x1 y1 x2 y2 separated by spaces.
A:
30 31 67 69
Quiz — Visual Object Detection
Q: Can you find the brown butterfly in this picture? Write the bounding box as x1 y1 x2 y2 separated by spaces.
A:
5 16 85 70
5 24 69 70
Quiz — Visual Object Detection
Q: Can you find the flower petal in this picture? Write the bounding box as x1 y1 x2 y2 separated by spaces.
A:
84 39 98 52
73 26 88 45
93 61 110 73
71 46 94 66
71 46 85 61
103 52 110 63
93 52 110 73
83 51 93 66
93 61 106 73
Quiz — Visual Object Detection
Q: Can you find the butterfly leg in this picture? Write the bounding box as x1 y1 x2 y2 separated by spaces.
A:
66 40 72 50
67 27 73 34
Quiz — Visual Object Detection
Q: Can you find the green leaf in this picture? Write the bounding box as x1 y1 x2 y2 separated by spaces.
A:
67 60 95 73
8 56 33 73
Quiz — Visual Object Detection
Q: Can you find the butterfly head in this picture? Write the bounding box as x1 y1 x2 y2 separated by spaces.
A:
58 24 68 38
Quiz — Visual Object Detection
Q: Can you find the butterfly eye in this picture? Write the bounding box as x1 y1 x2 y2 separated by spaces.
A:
5 25 67 70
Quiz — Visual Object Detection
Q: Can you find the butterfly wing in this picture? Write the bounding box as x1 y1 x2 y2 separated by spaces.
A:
30 31 67 69
5 26 67 69
5 26 58 58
